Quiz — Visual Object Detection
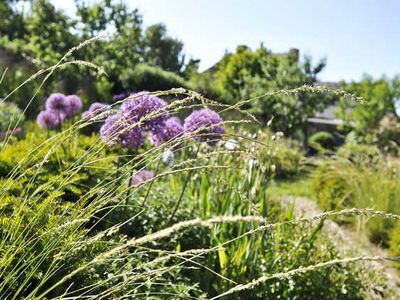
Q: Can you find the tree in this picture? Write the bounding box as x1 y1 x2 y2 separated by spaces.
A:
0 0 191 117
337 75 399 143
143 23 185 73
0 0 26 40
214 45 332 134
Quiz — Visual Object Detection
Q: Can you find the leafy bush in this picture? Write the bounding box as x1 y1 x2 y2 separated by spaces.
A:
0 101 24 132
257 129 304 179
373 116 400 156
336 142 382 167
121 63 190 92
312 161 353 211
308 131 335 153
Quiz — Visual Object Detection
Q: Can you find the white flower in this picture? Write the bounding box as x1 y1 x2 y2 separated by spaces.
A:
162 149 175 166
248 158 260 168
224 139 238 150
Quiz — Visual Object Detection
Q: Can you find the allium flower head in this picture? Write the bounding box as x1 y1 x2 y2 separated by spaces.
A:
82 102 107 121
113 92 128 102
184 108 224 145
119 92 168 131
100 114 128 146
45 93 67 111
65 95 82 117
37 110 64 129
150 117 183 146
129 170 154 187
100 114 144 149
120 126 144 149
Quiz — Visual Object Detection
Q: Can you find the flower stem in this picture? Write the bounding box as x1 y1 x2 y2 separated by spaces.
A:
168 145 201 224
141 155 162 208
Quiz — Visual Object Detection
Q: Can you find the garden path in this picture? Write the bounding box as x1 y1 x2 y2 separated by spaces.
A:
281 195 400 299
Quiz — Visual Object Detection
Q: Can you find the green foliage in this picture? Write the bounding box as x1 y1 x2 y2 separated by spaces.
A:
145 140 371 299
143 23 185 73
336 142 382 167
0 116 382 298
373 116 400 156
258 130 304 179
308 131 336 153
0 0 193 116
337 75 400 143
313 157 400 245
0 101 24 132
389 223 400 267
214 45 334 134
121 63 190 92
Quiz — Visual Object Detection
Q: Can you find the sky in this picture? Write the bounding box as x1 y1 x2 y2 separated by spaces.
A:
51 0 400 82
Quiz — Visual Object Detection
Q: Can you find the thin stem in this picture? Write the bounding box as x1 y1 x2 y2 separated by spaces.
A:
125 151 136 216
141 155 162 208
168 145 201 224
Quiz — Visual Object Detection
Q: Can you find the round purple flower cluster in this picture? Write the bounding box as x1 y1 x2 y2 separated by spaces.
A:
119 92 168 131
65 95 83 118
150 117 184 146
100 114 144 149
45 93 68 111
37 110 64 129
183 108 224 145
113 92 129 102
37 93 82 129
100 91 225 150
129 170 155 187
100 92 169 150
82 102 107 121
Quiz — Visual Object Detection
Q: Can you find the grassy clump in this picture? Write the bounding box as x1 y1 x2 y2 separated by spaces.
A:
313 156 400 246
308 131 336 153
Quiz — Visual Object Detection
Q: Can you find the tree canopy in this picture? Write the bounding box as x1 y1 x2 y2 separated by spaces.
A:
0 0 189 116
213 45 333 134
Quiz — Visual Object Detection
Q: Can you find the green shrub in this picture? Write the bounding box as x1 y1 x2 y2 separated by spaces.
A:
0 101 24 132
121 63 190 92
313 158 400 245
258 129 304 179
373 116 400 156
308 131 336 153
312 161 353 211
337 142 382 166
271 142 304 179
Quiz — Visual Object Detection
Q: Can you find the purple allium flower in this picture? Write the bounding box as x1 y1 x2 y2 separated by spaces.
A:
184 108 225 145
119 92 168 131
37 110 64 129
65 95 82 117
45 93 67 111
121 126 144 149
100 114 144 149
113 92 128 102
129 170 154 187
82 102 107 121
150 117 184 146
100 114 128 146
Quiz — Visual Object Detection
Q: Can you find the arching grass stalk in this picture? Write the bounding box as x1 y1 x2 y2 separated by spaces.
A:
210 255 387 300
36 207 400 299
168 145 201 224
